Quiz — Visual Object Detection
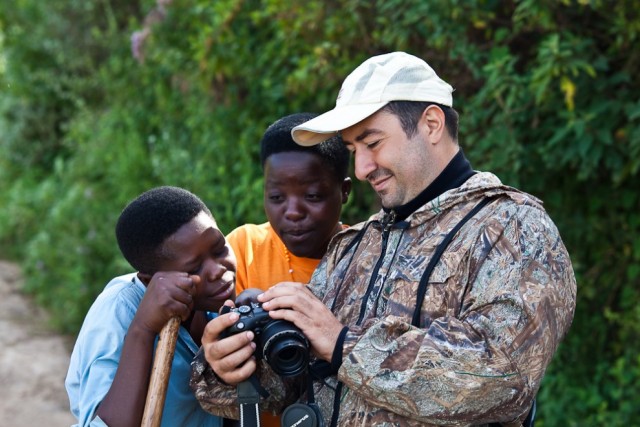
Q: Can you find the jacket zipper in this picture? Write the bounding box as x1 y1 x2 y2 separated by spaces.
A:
333 211 396 426
356 210 396 325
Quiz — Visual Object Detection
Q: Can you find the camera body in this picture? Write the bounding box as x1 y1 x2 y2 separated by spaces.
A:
225 302 309 377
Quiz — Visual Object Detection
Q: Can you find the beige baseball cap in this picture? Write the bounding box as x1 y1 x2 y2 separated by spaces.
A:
292 51 454 146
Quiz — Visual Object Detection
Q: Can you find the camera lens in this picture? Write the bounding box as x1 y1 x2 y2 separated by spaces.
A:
277 346 300 364
266 337 307 376
261 320 309 377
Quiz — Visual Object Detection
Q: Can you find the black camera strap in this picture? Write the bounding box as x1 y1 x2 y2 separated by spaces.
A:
411 196 495 327
237 374 269 427
281 367 324 427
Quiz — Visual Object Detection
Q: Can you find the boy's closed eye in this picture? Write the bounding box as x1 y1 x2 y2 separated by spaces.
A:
186 264 202 275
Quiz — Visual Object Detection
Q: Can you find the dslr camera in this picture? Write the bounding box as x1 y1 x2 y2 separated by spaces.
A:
225 302 309 377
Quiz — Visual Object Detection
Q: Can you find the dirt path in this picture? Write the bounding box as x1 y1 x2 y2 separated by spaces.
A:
0 260 77 426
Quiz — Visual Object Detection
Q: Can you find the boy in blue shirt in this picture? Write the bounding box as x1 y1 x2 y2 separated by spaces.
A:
66 186 235 427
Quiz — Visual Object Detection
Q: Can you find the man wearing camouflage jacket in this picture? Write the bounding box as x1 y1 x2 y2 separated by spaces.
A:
192 52 577 426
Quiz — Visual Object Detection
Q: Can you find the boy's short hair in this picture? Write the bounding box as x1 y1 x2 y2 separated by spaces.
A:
259 112 350 181
115 186 211 274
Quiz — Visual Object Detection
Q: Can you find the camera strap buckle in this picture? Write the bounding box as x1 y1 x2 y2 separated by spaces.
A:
237 375 269 427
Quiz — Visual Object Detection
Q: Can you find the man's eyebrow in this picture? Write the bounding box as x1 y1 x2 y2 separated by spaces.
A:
354 128 383 142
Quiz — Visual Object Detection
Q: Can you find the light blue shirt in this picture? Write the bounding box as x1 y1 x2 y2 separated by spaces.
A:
65 273 221 427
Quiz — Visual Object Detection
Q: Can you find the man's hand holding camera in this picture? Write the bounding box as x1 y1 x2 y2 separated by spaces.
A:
257 282 345 363
201 282 345 385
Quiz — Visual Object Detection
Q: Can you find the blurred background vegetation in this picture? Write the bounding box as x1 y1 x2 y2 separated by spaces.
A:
0 0 638 425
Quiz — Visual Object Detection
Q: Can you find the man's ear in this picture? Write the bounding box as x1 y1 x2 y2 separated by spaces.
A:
421 104 446 144
341 177 352 204
137 272 152 285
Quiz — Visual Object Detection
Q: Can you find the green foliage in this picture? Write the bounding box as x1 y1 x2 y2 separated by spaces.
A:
1 0 638 423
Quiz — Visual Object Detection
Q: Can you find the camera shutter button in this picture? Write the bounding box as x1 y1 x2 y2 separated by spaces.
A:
235 322 246 330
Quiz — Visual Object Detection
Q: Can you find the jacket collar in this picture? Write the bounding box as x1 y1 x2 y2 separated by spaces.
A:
383 149 475 222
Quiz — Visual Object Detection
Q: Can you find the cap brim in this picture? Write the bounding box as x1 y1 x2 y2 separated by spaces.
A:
292 102 388 146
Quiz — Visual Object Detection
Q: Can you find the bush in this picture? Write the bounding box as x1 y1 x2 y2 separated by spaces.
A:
1 0 638 423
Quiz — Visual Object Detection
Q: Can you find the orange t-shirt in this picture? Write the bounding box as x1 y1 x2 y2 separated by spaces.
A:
227 222 321 293
226 222 322 427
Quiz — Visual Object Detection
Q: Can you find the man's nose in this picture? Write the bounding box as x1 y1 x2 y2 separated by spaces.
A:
354 149 376 182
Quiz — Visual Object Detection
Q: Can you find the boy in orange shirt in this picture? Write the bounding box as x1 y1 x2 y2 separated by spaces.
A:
226 112 351 427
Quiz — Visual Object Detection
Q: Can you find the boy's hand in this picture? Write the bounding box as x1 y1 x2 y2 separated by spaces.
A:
235 287 263 306
201 304 257 385
134 271 198 334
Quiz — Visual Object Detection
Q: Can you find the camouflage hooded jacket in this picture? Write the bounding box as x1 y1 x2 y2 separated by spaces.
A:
191 172 577 426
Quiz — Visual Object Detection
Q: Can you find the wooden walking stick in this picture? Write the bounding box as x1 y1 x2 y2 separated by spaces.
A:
141 316 181 427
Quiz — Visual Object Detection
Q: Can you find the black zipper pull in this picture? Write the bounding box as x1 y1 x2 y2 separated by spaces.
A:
381 210 397 234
